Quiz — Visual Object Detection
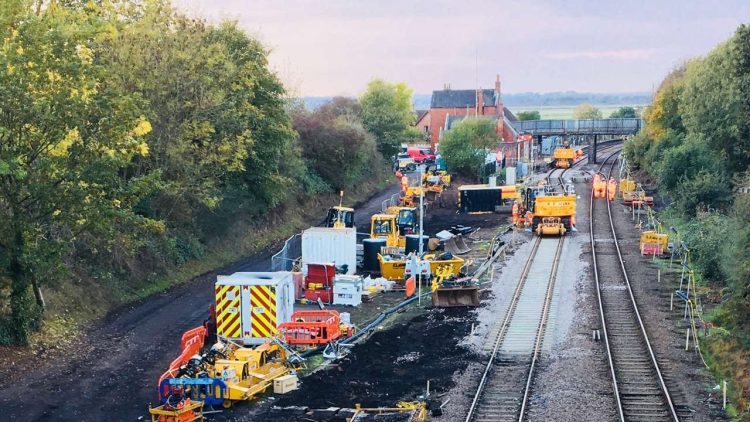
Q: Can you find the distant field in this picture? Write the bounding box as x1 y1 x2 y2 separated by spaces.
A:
510 104 648 120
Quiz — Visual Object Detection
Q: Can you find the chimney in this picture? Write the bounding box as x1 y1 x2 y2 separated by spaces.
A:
476 87 483 116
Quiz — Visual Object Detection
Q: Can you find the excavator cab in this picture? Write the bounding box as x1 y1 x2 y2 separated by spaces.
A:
384 206 418 235
325 206 354 228
370 214 400 247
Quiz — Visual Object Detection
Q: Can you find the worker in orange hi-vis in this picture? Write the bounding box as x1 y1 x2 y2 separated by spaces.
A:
395 169 403 179
607 178 617 201
592 174 601 198
511 201 519 225
401 175 409 192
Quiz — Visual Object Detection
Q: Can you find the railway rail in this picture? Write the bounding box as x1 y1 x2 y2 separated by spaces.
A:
465 146 612 422
465 236 564 422
590 151 683 422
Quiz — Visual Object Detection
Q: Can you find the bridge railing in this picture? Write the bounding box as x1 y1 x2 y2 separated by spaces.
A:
512 118 643 135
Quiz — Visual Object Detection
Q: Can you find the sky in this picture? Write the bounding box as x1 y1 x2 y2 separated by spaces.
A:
173 0 750 97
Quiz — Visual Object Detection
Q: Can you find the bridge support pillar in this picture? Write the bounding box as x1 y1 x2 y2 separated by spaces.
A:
588 135 598 164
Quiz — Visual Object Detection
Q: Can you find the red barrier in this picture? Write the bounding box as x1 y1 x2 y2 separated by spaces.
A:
405 277 415 298
278 310 343 345
157 326 207 396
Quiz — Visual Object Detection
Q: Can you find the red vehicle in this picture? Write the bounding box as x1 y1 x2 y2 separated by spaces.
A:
407 147 435 163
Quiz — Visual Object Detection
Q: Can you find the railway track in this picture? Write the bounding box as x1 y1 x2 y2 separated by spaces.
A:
466 236 564 422
590 151 683 422
464 144 627 422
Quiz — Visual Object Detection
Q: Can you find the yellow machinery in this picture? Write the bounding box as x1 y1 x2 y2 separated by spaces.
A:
378 253 464 281
523 188 577 233
370 213 402 247
553 145 576 168
400 186 424 207
349 402 427 422
536 217 567 236
422 170 451 187
325 191 354 228
431 264 479 307
385 206 418 236
211 341 293 408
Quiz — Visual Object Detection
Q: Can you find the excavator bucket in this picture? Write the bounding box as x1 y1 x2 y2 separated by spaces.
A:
444 235 471 255
431 286 480 307
454 235 471 254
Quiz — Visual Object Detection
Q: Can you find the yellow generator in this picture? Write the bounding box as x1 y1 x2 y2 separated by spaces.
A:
553 146 576 169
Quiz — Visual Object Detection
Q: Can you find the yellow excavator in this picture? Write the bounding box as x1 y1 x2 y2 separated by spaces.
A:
384 206 418 236
370 213 402 247
325 191 354 228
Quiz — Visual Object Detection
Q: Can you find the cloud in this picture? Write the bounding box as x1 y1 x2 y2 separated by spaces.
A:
545 49 657 60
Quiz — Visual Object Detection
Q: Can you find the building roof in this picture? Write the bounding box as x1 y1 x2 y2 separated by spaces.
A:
503 107 518 122
431 89 496 108
414 109 429 124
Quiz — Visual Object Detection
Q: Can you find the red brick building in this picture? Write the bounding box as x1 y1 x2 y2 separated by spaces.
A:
420 75 517 150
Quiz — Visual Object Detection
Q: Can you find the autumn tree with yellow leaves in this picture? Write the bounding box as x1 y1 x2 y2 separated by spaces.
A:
0 2 157 343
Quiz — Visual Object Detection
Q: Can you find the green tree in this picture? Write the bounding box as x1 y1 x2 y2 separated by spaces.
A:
360 79 418 158
0 3 159 344
516 110 541 121
573 103 603 119
99 1 297 247
609 106 638 118
292 99 379 191
439 118 499 179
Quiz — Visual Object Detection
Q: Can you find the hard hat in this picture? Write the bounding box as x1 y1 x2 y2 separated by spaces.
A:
210 342 224 352
189 354 202 365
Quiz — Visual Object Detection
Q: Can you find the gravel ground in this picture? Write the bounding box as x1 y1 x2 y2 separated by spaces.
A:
437 231 534 420
610 172 728 421
526 165 618 422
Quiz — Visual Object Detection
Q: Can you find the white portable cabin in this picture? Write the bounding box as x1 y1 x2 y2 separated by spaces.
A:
215 272 294 345
301 227 357 274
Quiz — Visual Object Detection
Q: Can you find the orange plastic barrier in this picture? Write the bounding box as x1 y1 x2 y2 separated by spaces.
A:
405 277 416 298
278 310 344 345
157 326 207 395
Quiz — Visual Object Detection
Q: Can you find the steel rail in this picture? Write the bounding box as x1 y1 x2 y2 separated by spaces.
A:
517 237 564 421
464 236 542 422
591 150 680 422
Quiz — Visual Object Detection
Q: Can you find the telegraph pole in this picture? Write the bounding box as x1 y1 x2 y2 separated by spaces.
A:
418 165 425 305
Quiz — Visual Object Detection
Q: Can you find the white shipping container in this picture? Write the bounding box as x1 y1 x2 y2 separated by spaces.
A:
215 272 294 345
301 227 356 274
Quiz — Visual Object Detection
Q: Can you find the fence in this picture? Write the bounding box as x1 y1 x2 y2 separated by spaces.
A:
381 192 402 212
271 233 302 272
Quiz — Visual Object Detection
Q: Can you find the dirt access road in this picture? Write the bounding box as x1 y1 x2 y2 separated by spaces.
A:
0 183 402 421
